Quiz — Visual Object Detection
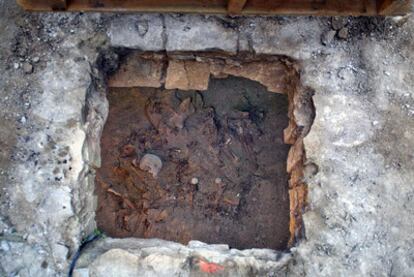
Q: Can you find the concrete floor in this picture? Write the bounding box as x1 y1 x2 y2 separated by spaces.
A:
1 1 414 276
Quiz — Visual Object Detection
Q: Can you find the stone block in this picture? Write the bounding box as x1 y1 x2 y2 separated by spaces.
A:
108 53 165 88
165 14 238 53
109 15 165 51
165 60 210 91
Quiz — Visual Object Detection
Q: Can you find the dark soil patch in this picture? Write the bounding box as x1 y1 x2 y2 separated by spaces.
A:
95 77 290 250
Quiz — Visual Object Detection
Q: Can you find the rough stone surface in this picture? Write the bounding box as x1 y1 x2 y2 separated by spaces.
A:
218 61 290 93
331 17 348 30
165 14 239 53
165 60 211 90
22 62 33 74
338 27 349 39
88 249 140 277
1 1 414 276
321 30 337 46
239 17 323 59
74 238 291 276
108 53 165 88
109 14 165 50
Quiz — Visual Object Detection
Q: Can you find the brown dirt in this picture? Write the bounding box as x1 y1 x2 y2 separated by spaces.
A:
95 76 291 250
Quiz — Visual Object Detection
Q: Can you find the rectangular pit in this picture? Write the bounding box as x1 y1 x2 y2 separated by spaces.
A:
94 52 311 251
96 76 290 250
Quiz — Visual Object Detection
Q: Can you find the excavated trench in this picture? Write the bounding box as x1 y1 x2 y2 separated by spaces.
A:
95 52 314 251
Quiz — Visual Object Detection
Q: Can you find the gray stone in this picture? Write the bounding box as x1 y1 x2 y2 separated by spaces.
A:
108 15 165 51
0 241 10 251
165 15 238 53
135 19 149 37
337 66 354 81
89 249 140 277
331 17 348 30
22 62 33 74
243 17 322 59
73 268 89 277
321 30 336 45
338 27 349 39
75 238 290 276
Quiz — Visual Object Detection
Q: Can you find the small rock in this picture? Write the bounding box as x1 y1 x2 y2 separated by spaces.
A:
121 144 136 157
13 63 20 69
337 67 353 81
0 241 10 251
22 62 33 74
331 17 348 30
338 27 349 40
190 177 199 185
135 20 149 37
321 30 336 46
139 154 162 178
304 163 319 177
32 57 40 63
391 15 409 27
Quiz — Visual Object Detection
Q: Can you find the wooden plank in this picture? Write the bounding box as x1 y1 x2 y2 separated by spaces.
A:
16 0 410 15
51 0 67 10
227 0 248 15
17 0 67 10
69 0 228 13
378 0 412 15
242 0 378 16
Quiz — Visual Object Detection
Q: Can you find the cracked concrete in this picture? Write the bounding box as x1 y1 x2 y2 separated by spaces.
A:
1 1 414 276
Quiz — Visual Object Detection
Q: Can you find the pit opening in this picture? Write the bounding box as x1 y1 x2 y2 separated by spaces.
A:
95 52 313 250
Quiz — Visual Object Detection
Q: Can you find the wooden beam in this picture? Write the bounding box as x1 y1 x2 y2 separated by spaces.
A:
242 0 378 16
227 0 248 15
68 0 228 13
50 0 67 10
18 0 409 16
17 0 67 11
378 0 412 15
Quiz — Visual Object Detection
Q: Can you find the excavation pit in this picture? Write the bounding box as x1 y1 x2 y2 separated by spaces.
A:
95 53 312 251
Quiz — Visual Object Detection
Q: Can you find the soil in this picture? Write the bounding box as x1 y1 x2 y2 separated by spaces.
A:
95 76 291 250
